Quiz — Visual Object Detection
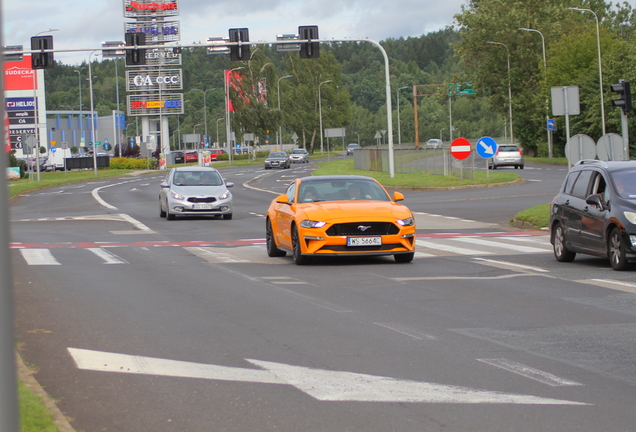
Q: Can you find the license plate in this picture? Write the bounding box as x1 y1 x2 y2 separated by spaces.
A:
347 237 381 246
192 204 213 210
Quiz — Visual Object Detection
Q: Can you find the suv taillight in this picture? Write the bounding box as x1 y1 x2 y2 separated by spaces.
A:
519 148 523 155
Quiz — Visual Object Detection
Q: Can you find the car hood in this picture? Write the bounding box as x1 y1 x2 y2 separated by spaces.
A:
297 200 411 221
266 157 287 161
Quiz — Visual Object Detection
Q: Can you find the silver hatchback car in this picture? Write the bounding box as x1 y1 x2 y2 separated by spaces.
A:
489 144 524 169
159 167 234 220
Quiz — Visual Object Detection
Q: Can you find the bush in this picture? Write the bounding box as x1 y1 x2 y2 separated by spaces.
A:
109 157 157 170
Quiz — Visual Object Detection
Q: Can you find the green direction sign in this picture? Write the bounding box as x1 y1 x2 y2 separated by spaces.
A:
95 141 101 146
448 82 475 96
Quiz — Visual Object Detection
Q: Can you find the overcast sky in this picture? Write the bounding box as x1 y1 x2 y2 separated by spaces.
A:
2 0 466 66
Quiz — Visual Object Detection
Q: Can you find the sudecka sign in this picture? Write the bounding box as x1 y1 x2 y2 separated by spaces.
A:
124 0 179 18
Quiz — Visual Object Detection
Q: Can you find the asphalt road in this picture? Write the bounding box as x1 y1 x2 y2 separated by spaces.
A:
10 160 636 432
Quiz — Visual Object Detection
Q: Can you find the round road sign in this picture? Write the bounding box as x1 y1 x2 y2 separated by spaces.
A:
450 138 472 160
476 136 498 159
597 133 625 161
565 134 596 163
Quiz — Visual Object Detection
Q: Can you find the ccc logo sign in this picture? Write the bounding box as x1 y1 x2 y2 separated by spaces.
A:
133 75 180 86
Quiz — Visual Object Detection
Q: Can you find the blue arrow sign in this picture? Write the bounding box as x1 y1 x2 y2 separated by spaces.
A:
476 136 498 159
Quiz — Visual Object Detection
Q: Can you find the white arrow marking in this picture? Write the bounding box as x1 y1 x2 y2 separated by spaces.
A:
478 140 495 155
68 348 588 405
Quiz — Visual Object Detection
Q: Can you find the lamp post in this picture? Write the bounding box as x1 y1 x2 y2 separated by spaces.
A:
487 41 514 144
569 7 605 135
216 118 224 148
225 67 244 164
192 88 216 146
277 75 293 146
318 80 332 154
440 128 444 142
519 27 552 158
87 50 100 176
193 124 201 134
397 86 409 147
74 67 84 149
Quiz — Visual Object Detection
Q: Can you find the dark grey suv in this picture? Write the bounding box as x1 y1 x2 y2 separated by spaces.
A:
549 160 636 270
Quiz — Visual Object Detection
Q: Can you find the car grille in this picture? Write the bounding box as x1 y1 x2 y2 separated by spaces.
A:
326 222 399 236
317 244 405 252
187 197 217 203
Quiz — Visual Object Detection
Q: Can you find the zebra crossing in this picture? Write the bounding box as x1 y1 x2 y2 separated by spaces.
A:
13 232 553 266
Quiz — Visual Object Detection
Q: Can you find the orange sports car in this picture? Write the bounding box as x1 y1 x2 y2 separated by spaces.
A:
265 175 416 264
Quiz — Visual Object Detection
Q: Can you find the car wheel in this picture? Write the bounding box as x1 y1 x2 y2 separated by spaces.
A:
159 200 166 218
166 210 176 221
609 227 629 270
514 165 518 169
292 225 311 265
394 252 414 263
553 223 575 262
491 164 497 170
266 218 286 257
520 165 524 169
223 213 233 220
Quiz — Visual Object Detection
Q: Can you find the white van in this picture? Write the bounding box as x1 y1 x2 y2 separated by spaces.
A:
45 148 72 171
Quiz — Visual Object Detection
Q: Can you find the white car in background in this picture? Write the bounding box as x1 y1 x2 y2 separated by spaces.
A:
289 148 309 163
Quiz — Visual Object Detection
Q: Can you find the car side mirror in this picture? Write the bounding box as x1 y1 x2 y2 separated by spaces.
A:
276 194 289 204
585 194 605 211
160 181 169 188
393 191 405 202
225 181 234 188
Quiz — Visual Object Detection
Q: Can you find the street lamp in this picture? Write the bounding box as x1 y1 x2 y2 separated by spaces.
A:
191 88 216 146
569 7 605 135
225 67 244 164
216 117 224 148
277 75 293 146
487 41 514 144
74 67 84 147
193 124 201 134
87 50 100 175
440 128 444 142
519 27 552 158
319 80 332 154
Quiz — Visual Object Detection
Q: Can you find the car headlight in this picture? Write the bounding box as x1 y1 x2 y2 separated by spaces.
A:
300 220 327 229
219 191 231 200
171 190 185 200
397 217 415 226
624 211 636 225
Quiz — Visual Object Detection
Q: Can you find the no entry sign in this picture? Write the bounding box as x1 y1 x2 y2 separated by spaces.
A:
450 138 472 160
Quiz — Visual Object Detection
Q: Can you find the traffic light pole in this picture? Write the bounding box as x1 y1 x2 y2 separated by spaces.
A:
621 110 630 160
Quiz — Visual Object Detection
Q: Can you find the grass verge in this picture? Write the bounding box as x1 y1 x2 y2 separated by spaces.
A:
513 203 551 229
19 380 61 432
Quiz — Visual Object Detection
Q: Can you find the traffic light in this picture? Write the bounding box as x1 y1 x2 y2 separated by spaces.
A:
298 26 319 59
31 36 54 69
611 79 632 114
229 28 250 62
125 32 146 66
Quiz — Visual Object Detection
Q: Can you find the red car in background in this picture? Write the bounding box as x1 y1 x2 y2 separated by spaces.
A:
209 149 227 161
185 151 198 162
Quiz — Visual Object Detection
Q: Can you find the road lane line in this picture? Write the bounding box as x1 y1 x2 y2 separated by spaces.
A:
19 249 60 265
374 323 436 340
473 258 550 273
449 237 547 253
87 248 128 264
415 239 493 256
477 358 582 387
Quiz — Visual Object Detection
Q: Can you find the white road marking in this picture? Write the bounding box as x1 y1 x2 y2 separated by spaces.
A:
477 358 582 387
68 348 588 405
87 248 128 264
576 279 636 293
449 237 547 253
416 239 494 256
473 258 550 273
19 249 60 265
185 247 250 263
394 274 540 282
374 323 436 340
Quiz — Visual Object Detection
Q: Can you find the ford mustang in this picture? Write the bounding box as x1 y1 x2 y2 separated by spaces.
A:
265 175 416 264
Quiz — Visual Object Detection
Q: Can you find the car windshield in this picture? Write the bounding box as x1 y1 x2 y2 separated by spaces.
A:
297 179 390 202
611 171 636 199
268 152 287 158
173 171 223 186
499 145 519 152
292 149 306 154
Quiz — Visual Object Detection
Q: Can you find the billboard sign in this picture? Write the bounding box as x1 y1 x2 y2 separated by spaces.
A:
4 56 36 91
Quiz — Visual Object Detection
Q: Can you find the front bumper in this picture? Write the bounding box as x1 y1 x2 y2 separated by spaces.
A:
168 197 233 216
